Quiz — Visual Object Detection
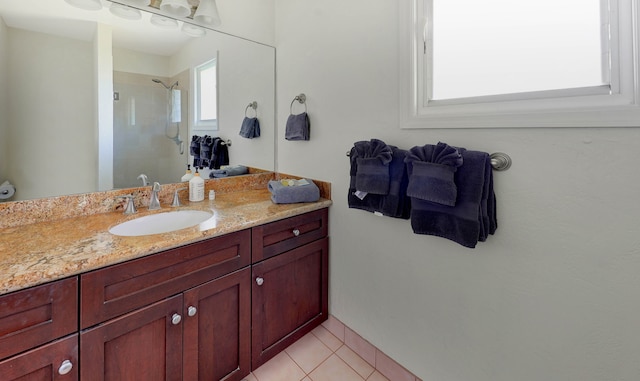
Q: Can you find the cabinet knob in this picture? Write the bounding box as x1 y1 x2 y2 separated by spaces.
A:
255 277 264 286
292 229 300 236
171 313 182 325
187 306 197 317
58 360 73 375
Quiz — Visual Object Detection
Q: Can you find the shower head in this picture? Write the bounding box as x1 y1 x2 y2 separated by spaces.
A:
152 79 179 90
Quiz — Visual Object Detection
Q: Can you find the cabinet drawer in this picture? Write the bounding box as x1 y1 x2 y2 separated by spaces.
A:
0 334 78 381
252 208 328 262
80 229 251 329
0 277 78 361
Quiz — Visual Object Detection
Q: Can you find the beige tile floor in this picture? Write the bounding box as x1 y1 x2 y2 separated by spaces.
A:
243 325 390 381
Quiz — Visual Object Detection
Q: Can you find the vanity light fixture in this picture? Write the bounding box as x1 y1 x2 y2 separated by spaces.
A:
64 0 103 11
193 0 221 27
160 0 192 18
150 13 179 28
181 22 206 37
109 3 143 20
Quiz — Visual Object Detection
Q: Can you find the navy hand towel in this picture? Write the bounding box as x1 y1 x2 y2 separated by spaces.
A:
190 135 203 169
285 112 310 141
239 117 261 139
353 139 393 195
405 142 463 206
409 149 496 248
348 145 411 219
209 138 229 170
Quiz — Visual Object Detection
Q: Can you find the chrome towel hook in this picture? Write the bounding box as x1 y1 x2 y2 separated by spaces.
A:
290 93 307 114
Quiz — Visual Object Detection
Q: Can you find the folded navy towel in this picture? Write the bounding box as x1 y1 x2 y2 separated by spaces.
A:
348 145 411 219
190 135 203 168
410 149 496 248
209 165 249 178
352 139 393 195
209 138 230 169
239 117 261 139
269 179 320 204
285 112 310 141
199 135 214 169
405 142 463 206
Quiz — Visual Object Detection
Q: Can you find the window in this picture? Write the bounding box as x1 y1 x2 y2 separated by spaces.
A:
193 58 217 130
399 0 640 128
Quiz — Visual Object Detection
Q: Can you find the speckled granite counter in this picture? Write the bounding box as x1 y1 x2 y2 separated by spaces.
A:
0 174 331 295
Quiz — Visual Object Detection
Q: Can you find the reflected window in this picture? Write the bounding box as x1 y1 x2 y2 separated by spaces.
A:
194 58 217 129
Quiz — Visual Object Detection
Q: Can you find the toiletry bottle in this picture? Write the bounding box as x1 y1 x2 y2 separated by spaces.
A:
189 168 205 202
181 164 194 182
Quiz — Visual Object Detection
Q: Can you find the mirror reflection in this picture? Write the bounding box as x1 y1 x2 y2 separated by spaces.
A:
0 0 275 202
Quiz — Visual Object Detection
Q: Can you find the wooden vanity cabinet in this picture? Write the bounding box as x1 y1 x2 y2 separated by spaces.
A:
79 229 252 381
0 207 329 380
0 277 79 381
251 208 329 369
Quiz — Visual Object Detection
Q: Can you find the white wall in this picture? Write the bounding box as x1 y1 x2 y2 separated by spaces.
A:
7 28 95 200
275 1 640 380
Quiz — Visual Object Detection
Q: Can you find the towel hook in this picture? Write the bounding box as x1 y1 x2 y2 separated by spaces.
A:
290 93 307 114
245 101 258 117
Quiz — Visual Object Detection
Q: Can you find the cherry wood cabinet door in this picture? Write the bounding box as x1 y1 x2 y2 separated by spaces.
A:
80 295 183 381
183 267 251 381
0 335 78 381
251 237 329 369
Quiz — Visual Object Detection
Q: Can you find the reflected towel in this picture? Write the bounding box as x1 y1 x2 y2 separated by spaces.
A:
209 165 249 178
239 117 261 139
190 135 203 169
209 138 230 170
348 146 411 219
285 112 310 141
269 179 320 204
409 149 497 248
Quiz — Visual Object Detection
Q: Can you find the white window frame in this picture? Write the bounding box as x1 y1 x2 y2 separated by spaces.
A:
399 0 640 128
192 57 218 131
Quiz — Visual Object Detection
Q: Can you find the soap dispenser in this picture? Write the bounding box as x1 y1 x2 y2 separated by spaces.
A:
181 164 194 182
189 168 205 202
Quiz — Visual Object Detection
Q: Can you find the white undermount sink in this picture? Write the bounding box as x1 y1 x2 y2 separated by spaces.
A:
109 210 214 236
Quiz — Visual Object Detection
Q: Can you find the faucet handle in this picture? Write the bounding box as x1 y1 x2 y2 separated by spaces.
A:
152 182 162 192
172 187 187 207
117 195 137 215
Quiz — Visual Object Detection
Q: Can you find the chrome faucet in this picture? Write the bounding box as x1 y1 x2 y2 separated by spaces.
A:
137 173 149 186
149 182 162 210
117 195 137 215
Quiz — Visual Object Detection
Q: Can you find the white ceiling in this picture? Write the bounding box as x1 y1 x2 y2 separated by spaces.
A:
0 0 198 56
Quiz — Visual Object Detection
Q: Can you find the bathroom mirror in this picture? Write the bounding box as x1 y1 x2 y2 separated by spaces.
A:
0 0 275 201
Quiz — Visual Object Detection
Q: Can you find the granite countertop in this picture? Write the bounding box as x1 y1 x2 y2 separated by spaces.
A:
0 188 332 295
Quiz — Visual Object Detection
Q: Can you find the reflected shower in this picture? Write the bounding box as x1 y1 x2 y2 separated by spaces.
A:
153 79 184 154
152 78 179 90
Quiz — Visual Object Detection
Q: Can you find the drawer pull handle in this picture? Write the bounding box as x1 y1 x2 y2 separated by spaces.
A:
255 277 264 286
188 306 197 317
171 313 182 325
58 360 73 375
292 229 300 236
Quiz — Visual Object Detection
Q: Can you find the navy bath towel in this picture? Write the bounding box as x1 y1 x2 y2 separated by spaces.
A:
409 149 497 248
348 145 411 219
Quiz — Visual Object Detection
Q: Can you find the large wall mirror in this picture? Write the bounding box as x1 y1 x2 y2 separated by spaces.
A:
0 0 275 202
